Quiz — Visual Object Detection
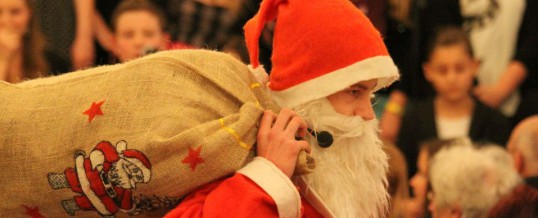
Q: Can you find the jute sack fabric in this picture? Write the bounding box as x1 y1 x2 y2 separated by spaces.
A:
0 49 313 217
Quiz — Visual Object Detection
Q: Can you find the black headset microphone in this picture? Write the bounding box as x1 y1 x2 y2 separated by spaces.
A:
306 128 333 148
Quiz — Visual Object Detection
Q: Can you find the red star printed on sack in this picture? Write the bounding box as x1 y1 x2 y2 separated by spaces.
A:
182 146 204 171
83 100 105 123
22 205 45 218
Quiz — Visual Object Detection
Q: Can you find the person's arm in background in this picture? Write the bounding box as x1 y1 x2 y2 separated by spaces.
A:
380 90 408 143
474 0 537 109
379 0 415 144
93 10 118 57
473 61 527 108
71 0 95 70
165 109 309 218
394 99 421 179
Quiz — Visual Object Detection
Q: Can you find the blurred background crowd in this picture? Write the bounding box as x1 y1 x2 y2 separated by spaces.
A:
0 0 536 217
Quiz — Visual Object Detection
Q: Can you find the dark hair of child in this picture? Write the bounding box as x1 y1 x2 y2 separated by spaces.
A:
111 0 167 32
425 26 474 61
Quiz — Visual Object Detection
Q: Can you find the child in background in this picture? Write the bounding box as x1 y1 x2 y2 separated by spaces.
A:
0 0 48 83
110 0 171 63
396 26 511 177
404 138 457 218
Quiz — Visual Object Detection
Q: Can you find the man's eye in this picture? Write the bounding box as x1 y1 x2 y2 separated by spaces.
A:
347 89 361 97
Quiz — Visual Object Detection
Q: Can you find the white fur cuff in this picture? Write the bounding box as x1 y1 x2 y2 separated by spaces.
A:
238 157 301 218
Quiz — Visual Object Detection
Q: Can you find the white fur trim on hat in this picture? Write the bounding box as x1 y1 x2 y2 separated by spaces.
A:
270 56 399 109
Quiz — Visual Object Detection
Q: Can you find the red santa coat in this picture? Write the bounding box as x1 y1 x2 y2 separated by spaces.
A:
165 157 332 218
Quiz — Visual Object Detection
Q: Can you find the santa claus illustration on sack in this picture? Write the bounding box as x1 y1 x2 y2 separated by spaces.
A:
48 140 152 217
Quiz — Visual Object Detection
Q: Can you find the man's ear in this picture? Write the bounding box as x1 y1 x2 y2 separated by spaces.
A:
514 152 525 174
422 63 433 82
450 205 462 218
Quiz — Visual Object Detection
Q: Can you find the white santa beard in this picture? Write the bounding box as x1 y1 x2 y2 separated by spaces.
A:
294 99 389 218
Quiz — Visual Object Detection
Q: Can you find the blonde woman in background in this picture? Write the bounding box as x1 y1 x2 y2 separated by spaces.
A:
0 0 48 83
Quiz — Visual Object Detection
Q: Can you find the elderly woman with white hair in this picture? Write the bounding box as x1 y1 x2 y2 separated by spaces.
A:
427 142 522 218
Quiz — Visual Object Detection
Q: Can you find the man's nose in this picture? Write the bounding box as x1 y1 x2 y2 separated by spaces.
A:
354 101 375 121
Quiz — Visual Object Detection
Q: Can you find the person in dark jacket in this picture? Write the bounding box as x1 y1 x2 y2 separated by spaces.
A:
397 26 511 177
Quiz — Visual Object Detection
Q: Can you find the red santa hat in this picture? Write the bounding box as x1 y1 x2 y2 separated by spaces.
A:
245 0 399 108
123 150 152 183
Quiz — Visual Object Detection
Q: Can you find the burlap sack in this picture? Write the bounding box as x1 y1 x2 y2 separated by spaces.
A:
0 50 312 217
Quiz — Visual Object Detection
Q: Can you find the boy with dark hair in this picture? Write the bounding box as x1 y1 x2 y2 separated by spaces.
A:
111 0 169 62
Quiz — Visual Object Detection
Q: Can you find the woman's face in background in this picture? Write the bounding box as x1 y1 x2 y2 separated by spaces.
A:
0 0 31 36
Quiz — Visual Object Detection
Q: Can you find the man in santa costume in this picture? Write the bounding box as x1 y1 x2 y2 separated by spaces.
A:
166 0 399 217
